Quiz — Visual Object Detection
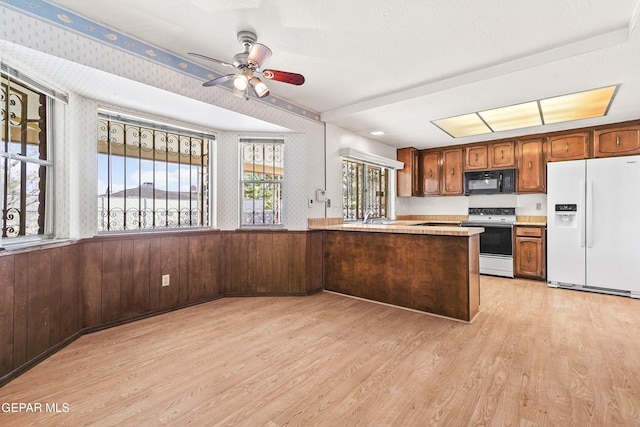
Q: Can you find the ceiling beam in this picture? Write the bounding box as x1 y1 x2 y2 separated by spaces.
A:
321 27 629 123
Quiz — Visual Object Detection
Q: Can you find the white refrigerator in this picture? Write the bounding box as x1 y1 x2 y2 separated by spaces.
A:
547 155 640 298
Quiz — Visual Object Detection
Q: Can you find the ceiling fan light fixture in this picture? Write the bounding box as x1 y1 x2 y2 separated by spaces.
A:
233 74 248 91
189 30 305 100
249 77 269 98
247 43 273 69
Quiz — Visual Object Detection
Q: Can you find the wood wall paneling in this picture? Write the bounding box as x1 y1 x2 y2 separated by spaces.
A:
132 239 151 316
148 237 162 313
48 248 62 351
223 232 258 295
306 231 323 293
0 254 15 376
287 233 306 293
27 250 52 361
119 240 134 320
272 233 290 294
204 233 223 297
101 240 122 324
13 253 29 369
81 241 104 328
58 244 81 341
256 233 275 294
188 235 207 302
159 237 181 310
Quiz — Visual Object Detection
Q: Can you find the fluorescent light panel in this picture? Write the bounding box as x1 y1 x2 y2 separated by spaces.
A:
432 85 618 138
479 101 542 131
540 85 617 124
432 113 491 138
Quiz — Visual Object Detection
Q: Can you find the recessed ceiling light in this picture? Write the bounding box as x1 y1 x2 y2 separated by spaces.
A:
432 85 618 138
370 130 385 136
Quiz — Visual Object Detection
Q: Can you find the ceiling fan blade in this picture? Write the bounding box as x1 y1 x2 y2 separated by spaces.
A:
247 43 272 68
262 69 305 86
187 52 235 68
203 74 235 87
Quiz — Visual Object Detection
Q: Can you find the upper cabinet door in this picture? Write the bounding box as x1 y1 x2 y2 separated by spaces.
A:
594 126 640 158
465 145 488 170
442 148 464 195
488 141 515 168
420 151 441 196
397 147 420 197
547 132 590 162
517 138 545 194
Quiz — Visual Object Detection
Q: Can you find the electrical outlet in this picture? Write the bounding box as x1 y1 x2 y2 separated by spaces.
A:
162 274 170 287
536 203 542 211
308 198 314 208
326 198 331 208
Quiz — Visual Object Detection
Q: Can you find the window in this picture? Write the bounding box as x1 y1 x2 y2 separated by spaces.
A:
1 69 53 241
342 159 388 221
240 139 283 226
97 113 211 231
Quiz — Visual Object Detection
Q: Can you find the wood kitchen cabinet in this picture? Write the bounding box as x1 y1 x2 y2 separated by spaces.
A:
465 142 515 170
514 226 546 280
465 145 488 170
488 141 515 168
516 138 545 193
441 148 464 195
547 132 590 161
397 147 420 197
420 150 441 195
594 125 640 158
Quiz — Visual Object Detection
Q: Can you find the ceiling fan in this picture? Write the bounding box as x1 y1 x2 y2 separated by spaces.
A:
188 30 305 99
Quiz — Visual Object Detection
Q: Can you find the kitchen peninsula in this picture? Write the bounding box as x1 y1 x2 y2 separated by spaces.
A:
309 220 484 322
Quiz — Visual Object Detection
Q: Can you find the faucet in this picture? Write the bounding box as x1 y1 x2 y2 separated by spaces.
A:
363 209 374 224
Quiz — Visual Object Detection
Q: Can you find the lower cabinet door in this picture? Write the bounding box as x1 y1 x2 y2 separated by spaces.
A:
515 237 545 279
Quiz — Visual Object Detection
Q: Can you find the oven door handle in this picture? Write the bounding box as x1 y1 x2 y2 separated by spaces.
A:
461 222 514 228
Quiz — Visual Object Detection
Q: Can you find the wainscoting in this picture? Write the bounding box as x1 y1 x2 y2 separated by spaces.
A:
0 229 323 385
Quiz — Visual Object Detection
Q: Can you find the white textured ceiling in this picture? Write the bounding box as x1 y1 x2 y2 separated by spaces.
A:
15 0 640 148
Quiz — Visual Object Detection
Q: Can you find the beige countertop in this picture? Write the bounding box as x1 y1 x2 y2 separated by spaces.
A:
309 220 484 236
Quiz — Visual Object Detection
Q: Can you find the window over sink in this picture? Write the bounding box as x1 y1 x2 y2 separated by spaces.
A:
342 159 388 221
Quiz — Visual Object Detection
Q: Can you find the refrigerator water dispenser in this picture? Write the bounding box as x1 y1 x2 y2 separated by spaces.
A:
554 204 577 227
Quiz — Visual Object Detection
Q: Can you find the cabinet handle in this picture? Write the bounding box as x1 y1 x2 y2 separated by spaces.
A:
566 141 569 152
528 160 532 169
429 169 432 178
526 251 531 262
616 136 621 147
501 149 504 159
474 153 478 162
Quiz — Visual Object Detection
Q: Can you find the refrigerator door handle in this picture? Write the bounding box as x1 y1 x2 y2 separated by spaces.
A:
586 179 594 248
579 179 586 248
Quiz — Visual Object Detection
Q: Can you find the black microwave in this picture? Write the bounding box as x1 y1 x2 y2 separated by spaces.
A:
464 169 516 195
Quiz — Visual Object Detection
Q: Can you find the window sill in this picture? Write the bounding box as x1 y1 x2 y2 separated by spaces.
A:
238 225 287 231
0 238 74 255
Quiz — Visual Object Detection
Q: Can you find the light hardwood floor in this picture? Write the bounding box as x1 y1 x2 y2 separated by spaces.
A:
0 276 639 426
